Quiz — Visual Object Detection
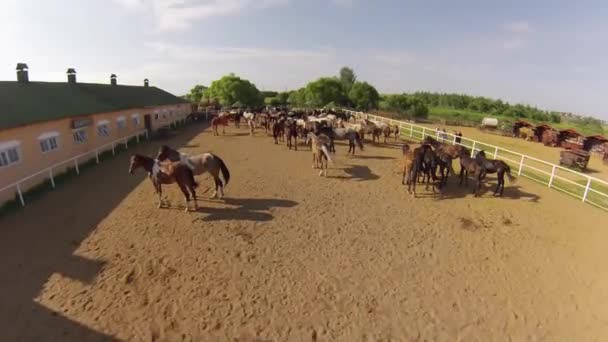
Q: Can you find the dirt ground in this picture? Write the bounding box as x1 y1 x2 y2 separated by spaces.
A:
1 121 608 341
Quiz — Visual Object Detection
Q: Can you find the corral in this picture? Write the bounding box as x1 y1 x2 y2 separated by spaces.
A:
1 121 607 341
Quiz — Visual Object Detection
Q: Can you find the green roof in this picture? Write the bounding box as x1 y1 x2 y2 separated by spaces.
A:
0 81 189 130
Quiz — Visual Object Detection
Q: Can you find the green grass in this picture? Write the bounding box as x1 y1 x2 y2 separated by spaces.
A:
428 107 605 136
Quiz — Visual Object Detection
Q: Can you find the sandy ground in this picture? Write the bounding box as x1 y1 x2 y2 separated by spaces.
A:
1 121 608 342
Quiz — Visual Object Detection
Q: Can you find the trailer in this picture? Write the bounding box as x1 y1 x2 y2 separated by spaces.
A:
559 149 590 170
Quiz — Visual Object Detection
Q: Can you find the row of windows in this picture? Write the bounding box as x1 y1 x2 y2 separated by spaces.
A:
0 115 141 168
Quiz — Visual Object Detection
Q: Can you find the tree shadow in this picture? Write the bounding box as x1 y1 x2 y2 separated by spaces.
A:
0 120 209 341
193 197 298 222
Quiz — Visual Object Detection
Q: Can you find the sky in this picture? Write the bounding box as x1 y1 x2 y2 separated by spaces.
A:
1 0 608 119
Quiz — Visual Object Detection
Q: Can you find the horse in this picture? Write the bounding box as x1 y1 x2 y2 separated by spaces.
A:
458 149 486 197
315 126 364 154
306 132 333 177
211 115 230 135
128 154 198 211
432 150 457 190
244 112 255 136
423 136 467 159
413 144 437 192
401 144 417 196
156 145 231 199
272 118 285 144
475 150 516 196
392 125 400 142
284 118 299 150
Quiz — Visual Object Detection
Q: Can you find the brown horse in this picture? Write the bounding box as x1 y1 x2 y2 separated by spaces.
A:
156 145 231 199
307 132 332 176
401 144 417 196
458 149 486 197
424 136 466 159
211 115 230 135
128 154 198 211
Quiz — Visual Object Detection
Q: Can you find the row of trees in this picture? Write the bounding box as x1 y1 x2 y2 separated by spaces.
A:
182 69 584 125
410 92 562 123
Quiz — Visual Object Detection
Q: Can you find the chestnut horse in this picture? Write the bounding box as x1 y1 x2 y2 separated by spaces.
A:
128 154 198 211
211 115 230 135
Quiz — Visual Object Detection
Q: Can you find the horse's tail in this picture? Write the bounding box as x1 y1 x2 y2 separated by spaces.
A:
213 154 230 186
321 145 333 163
505 163 517 183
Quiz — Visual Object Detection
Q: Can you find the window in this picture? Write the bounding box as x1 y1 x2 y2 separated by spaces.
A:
73 129 87 143
97 120 110 137
132 114 140 127
38 132 59 153
116 117 126 129
0 141 21 167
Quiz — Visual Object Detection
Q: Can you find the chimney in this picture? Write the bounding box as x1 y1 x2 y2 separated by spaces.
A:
67 68 77 84
144 78 149 87
110 74 117 86
16 63 29 83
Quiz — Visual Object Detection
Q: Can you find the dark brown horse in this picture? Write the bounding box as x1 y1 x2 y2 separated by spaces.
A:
272 118 285 144
128 154 198 211
458 149 486 197
475 150 516 196
424 136 467 159
284 118 298 150
211 115 230 135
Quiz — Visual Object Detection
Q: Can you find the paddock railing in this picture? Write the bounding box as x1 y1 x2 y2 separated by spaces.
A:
345 110 608 211
0 129 148 207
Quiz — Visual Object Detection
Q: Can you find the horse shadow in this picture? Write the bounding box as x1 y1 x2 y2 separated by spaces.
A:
350 155 395 161
431 179 541 202
194 197 298 222
328 165 380 181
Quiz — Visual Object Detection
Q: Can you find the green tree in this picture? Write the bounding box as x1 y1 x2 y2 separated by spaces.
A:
339 67 357 94
348 81 380 110
186 84 208 103
304 77 346 107
206 74 263 107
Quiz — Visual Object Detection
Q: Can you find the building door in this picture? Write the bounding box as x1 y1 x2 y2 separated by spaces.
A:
144 114 152 133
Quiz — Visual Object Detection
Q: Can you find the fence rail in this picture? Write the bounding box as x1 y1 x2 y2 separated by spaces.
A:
0 129 148 207
345 110 608 211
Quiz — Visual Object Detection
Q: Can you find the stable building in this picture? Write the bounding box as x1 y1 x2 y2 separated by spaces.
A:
0 63 191 205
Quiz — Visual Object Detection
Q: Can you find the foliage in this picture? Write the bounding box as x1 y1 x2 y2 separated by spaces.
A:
303 77 347 107
383 94 429 120
206 74 263 108
185 84 208 103
339 66 357 94
348 81 380 110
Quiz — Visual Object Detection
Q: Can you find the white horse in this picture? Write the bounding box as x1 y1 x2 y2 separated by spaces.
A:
306 132 333 177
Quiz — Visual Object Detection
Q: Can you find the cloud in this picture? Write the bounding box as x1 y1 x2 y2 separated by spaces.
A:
502 21 533 33
113 0 290 31
501 38 526 51
370 51 415 66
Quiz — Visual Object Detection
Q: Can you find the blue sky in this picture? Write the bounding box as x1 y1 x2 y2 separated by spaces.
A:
2 0 608 119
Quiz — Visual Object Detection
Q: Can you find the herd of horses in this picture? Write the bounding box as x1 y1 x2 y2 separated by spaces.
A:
129 108 517 211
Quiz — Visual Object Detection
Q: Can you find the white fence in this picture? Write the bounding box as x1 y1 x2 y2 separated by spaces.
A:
345 110 608 211
0 129 148 207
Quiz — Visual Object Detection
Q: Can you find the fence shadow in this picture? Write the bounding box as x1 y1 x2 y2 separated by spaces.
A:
0 120 209 341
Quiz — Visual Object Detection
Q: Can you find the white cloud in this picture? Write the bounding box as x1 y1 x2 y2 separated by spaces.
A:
501 38 526 51
502 21 533 33
113 0 290 31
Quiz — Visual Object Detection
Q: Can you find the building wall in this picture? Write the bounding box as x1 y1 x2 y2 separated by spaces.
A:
0 103 192 205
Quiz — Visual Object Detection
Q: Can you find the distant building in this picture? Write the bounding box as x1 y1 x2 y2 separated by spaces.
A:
0 63 191 204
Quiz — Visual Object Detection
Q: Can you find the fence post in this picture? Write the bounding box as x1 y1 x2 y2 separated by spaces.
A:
548 165 556 188
74 158 80 175
95 149 100 164
518 155 525 176
471 141 477 157
453 134 457 144
409 124 413 137
136 133 140 143
124 138 128 149
111 143 115 155
16 183 25 207
49 169 55 188
145 130 149 140
493 146 499 159
421 127 426 140
582 178 592 202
